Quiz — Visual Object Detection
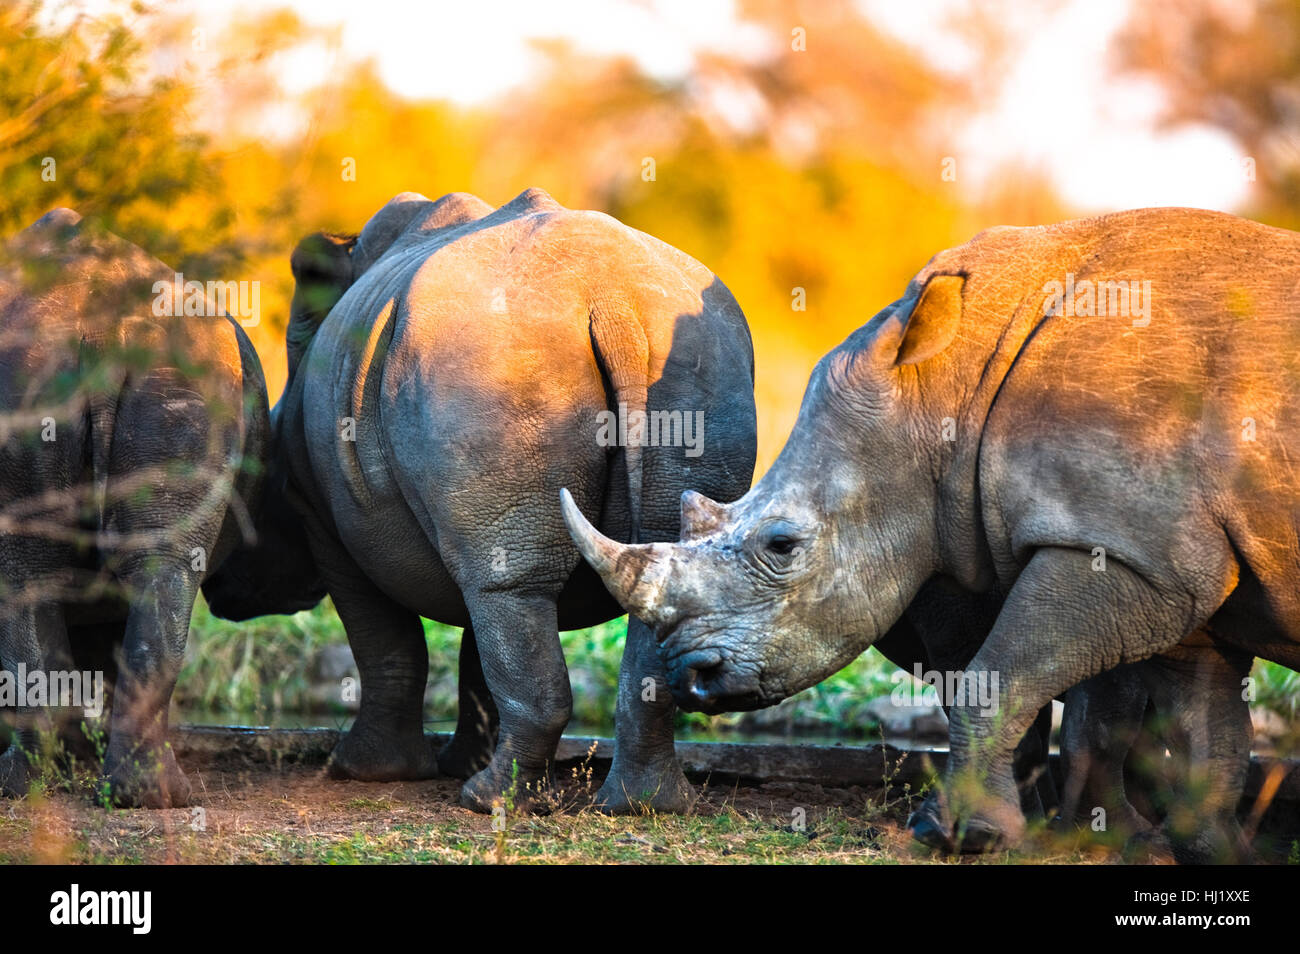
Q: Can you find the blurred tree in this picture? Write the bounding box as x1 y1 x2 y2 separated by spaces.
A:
1117 0 1300 228
0 0 235 269
1 0 1071 468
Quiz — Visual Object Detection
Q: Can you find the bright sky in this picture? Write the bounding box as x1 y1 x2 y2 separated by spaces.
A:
857 0 1252 211
103 0 1258 212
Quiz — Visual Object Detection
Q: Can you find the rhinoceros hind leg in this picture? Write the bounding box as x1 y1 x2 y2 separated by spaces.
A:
1138 645 1254 864
0 743 30 799
1 602 74 800
458 592 568 814
1057 664 1154 843
99 560 199 809
313 532 439 782
437 626 499 779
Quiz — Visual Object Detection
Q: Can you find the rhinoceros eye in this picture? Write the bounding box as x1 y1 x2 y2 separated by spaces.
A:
759 521 805 557
767 535 800 556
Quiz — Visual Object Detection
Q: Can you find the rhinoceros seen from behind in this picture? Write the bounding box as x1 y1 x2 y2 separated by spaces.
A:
0 209 270 807
203 188 757 813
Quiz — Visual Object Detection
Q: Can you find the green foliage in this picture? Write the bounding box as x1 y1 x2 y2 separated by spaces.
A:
1255 660 1299 719
184 597 916 737
0 1 245 271
181 596 349 718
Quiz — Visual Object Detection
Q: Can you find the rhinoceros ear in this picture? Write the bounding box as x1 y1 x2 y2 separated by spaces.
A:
286 231 358 379
289 231 356 291
891 273 965 366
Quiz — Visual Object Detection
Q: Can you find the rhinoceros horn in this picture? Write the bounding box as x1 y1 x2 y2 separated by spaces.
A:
560 488 681 626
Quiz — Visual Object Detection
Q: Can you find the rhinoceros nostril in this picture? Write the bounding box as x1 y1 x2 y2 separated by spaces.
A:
677 649 725 700
679 649 723 673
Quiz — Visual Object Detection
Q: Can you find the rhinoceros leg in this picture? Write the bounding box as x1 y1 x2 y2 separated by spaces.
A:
314 535 439 782
458 592 570 813
0 602 73 799
100 560 196 808
878 607 1056 844
1015 704 1056 817
938 547 1198 854
1136 644 1253 864
436 626 499 778
1058 664 1153 840
596 614 694 814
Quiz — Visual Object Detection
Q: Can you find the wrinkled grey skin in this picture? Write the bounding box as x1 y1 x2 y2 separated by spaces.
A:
873 585 1061 823
203 188 756 813
0 209 269 807
881 581 1202 859
565 207 1297 858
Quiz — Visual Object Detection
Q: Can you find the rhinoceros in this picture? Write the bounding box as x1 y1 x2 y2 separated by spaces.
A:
202 188 757 813
563 206 1299 856
0 209 269 807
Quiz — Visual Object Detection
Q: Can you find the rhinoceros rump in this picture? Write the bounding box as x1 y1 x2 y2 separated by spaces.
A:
564 207 1300 857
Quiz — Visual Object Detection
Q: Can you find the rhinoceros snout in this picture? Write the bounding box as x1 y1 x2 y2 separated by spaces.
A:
667 648 762 713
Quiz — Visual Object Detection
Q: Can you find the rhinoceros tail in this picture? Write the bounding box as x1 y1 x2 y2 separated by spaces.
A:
80 331 125 532
589 298 648 544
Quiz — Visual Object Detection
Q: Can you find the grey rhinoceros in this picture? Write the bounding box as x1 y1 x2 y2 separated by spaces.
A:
0 209 270 807
202 188 757 813
563 206 1299 856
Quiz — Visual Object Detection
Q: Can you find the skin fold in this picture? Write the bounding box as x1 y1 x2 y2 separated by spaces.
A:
564 207 1300 860
202 189 757 814
0 209 269 808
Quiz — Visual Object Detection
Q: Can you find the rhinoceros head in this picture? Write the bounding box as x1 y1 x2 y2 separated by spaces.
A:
563 273 968 712
201 411 328 621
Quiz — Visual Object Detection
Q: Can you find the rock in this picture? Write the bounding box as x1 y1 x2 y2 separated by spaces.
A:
1251 706 1290 745
305 644 361 712
313 643 358 681
865 694 948 740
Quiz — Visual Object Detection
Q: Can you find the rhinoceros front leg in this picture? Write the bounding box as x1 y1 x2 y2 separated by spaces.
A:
458 592 570 813
101 562 196 808
596 615 694 814
436 626 499 778
934 546 1197 854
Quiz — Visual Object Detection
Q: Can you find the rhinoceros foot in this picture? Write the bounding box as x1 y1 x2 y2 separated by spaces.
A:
955 813 1016 853
436 729 495 780
1126 824 1250 865
0 747 30 799
102 743 191 809
459 759 558 815
594 761 695 815
326 724 440 782
908 789 1025 854
907 792 955 852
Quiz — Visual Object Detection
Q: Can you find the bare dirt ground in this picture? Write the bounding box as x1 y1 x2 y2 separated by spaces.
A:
0 750 1128 864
